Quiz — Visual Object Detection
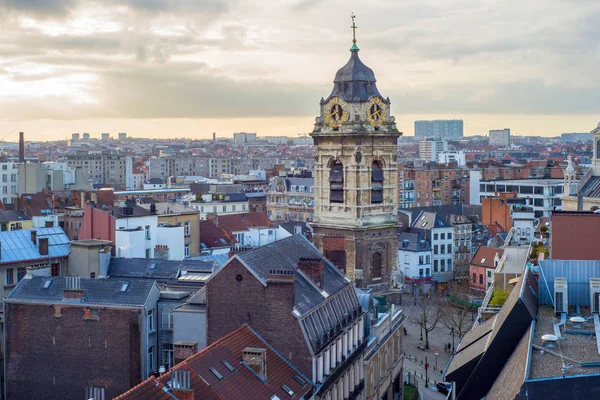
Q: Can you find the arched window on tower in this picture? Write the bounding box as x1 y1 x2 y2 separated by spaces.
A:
329 160 344 203
371 252 382 279
371 161 384 204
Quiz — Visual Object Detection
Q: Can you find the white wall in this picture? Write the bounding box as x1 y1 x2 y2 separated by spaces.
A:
233 226 291 247
157 226 185 260
116 229 147 258
469 170 482 205
398 248 432 278
32 215 59 228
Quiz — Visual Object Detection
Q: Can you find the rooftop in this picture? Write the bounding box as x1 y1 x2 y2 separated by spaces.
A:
138 202 199 215
108 258 216 284
0 210 31 223
0 227 70 264
470 247 504 268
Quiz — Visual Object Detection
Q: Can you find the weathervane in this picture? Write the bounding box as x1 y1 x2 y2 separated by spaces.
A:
351 13 357 44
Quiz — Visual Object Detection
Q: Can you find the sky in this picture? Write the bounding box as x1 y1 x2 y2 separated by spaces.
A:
1 0 599 141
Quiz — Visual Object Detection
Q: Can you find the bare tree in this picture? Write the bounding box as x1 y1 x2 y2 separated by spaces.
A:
442 280 474 340
409 292 442 350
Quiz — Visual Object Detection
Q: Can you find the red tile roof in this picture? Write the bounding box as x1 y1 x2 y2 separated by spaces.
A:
471 246 504 269
199 220 237 248
215 212 274 233
115 324 312 400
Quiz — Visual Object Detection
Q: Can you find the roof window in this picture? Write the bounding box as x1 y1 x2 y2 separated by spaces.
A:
120 282 130 292
222 360 236 373
281 384 294 396
209 367 224 380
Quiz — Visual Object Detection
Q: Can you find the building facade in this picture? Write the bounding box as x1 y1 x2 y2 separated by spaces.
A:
310 37 400 289
266 176 315 222
418 139 448 162
488 128 511 147
414 119 463 139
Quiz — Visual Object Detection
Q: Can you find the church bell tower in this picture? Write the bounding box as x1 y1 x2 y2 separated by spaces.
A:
310 16 401 289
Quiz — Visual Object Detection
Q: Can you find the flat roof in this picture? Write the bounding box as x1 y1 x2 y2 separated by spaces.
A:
480 179 564 185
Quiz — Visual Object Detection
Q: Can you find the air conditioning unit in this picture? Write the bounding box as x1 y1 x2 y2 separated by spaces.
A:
554 277 568 314
590 278 600 314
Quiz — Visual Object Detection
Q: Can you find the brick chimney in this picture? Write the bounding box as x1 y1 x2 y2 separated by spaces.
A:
64 276 84 300
31 229 37 244
228 244 253 259
174 342 198 365
242 348 267 380
170 369 194 400
154 245 169 260
298 257 325 288
266 269 295 284
39 237 49 256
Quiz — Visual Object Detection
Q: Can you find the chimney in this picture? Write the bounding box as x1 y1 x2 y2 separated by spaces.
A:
228 244 253 259
64 276 84 300
31 229 37 244
170 369 194 400
174 342 198 365
39 237 49 256
19 132 24 163
242 348 267 380
45 220 53 228
150 201 157 215
155 245 169 260
297 257 325 288
494 252 500 268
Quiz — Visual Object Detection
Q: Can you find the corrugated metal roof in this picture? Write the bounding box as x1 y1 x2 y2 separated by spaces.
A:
0 227 70 264
539 260 600 307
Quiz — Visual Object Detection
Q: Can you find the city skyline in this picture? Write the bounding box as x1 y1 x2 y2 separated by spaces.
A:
1 1 599 140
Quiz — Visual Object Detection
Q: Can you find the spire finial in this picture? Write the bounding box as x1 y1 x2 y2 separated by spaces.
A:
350 13 359 52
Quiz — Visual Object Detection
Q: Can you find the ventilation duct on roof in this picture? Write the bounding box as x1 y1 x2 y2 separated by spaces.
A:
554 277 568 314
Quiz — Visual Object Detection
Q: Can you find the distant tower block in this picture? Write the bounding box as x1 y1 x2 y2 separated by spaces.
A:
213 132 216 142
72 133 80 141
82 133 90 140
101 133 110 141
118 132 127 140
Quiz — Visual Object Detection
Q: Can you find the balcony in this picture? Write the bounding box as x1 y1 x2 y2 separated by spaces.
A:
317 337 368 397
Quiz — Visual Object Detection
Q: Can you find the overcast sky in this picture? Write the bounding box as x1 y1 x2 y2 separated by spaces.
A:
1 0 599 140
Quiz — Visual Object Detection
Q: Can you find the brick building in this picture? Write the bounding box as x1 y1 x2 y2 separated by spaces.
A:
206 235 367 399
398 163 470 209
4 276 160 400
469 247 504 292
551 210 600 260
481 192 518 231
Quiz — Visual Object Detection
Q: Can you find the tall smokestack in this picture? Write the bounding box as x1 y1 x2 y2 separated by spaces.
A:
19 132 24 163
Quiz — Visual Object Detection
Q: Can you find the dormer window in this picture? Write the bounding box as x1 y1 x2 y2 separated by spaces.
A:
329 161 344 203
371 161 384 204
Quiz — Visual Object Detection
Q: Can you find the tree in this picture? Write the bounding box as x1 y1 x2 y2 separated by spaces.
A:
490 289 509 306
441 280 473 340
409 292 442 349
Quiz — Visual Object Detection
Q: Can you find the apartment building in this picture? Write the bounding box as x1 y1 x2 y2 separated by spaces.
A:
266 176 315 222
0 161 19 205
398 163 469 208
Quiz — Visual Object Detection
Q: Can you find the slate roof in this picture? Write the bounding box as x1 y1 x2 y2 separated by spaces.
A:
108 258 216 283
580 175 600 198
116 324 312 400
328 48 382 102
398 232 431 252
188 254 229 268
411 211 452 230
0 210 30 223
0 227 70 264
6 276 157 308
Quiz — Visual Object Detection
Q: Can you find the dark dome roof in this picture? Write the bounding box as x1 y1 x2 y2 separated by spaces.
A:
328 49 383 102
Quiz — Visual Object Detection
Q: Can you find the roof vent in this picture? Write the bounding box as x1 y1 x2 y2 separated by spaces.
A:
541 334 558 348
554 277 568 314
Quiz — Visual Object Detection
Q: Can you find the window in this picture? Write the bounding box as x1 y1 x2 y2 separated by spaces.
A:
419 255 424 264
472 272 476 283
162 343 174 369
6 268 14 285
426 255 430 264
223 205 227 212
145 248 151 259
440 245 445 254
371 252 383 279
447 244 452 253
329 160 344 203
371 161 384 204
433 260 438 273
441 233 445 240
145 225 151 240
51 264 60 277
184 221 190 236
433 233 438 240
487 270 492 278
147 309 155 332
148 346 154 372
433 245 438 254
448 233 452 240
440 259 445 272
404 254 409 264
17 267 26 282
185 243 190 258
426 268 430 276
479 274 483 284
90 272 96 278
419 268 423 276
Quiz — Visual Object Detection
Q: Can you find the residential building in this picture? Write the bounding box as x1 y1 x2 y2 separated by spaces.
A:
0 161 19 205
199 219 237 255
488 128 511 147
481 192 517 231
449 214 473 280
398 163 470 208
438 150 466 166
418 139 448 162
18 162 93 194
138 202 200 258
310 39 400 292
190 192 250 220
398 232 432 279
0 210 32 231
0 227 70 299
266 176 315 222
209 212 290 247
414 119 463 139
64 152 131 186
4 276 161 400
63 206 84 239
560 132 592 142
469 247 503 292
206 235 367 400
114 324 313 400
475 178 564 217
551 210 600 260
68 239 112 278
411 211 454 284
358 289 406 400
232 132 257 146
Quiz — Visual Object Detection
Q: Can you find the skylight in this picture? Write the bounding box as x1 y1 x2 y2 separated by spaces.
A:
222 360 236 373
293 375 306 386
120 283 130 292
43 279 53 289
281 384 294 396
209 367 224 380
481 258 487 263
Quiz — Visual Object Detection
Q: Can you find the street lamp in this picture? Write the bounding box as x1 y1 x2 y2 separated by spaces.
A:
435 350 438 370
451 327 455 354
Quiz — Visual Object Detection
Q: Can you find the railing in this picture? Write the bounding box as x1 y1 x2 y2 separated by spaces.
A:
317 338 368 397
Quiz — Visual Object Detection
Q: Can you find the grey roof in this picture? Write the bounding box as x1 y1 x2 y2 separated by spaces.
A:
398 232 431 252
411 211 451 230
6 276 157 307
0 227 70 264
538 260 600 307
400 204 482 222
108 258 216 283
0 210 31 223
328 49 382 102
237 235 350 314
188 253 229 267
244 192 266 198
268 177 314 193
581 176 600 198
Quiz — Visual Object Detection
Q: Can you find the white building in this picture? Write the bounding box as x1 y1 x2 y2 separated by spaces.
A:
418 139 448 162
438 151 466 166
212 212 291 248
115 214 185 260
473 178 565 217
489 128 511 147
0 161 18 205
398 232 432 279
411 211 454 283
190 193 249 220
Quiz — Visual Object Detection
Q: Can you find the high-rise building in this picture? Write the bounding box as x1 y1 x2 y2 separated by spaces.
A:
232 132 257 146
488 128 511 147
101 133 110 141
310 35 401 291
418 138 448 161
71 133 80 141
82 133 90 140
414 119 463 139
118 132 127 140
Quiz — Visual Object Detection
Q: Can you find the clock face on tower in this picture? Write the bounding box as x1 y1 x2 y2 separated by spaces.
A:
367 96 387 127
324 96 349 129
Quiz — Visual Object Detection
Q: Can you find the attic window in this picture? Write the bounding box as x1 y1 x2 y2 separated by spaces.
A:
43 279 53 289
209 367 224 380
281 384 294 396
222 360 236 373
149 263 157 270
480 258 486 264
120 283 130 292
293 375 306 386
